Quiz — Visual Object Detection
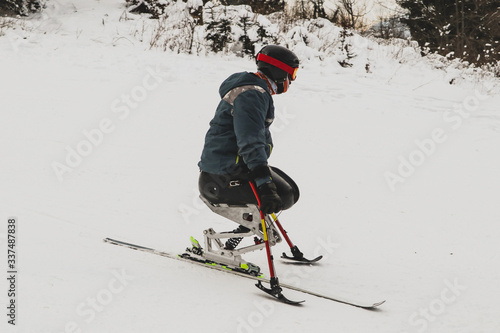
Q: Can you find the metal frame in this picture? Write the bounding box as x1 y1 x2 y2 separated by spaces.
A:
198 195 282 269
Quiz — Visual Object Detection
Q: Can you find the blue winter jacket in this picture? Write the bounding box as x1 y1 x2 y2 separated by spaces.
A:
198 72 274 177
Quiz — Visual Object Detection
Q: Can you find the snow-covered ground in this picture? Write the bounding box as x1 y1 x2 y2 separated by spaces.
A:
1 1 500 333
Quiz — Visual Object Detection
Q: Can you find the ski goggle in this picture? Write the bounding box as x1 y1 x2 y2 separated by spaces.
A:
256 53 298 81
290 67 298 81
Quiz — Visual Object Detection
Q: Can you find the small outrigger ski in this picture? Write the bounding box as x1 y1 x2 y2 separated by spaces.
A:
281 245 323 263
281 253 323 263
256 278 304 305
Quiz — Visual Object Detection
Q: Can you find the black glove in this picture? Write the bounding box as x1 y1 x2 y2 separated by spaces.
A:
258 181 283 214
250 165 282 214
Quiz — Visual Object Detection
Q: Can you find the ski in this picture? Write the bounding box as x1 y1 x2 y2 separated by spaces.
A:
103 237 263 277
103 237 385 309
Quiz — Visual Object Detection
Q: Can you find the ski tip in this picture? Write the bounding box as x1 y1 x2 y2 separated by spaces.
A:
359 300 386 309
279 296 305 305
104 238 117 244
372 300 386 307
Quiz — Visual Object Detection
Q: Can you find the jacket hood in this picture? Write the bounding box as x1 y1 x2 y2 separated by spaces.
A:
218 72 270 98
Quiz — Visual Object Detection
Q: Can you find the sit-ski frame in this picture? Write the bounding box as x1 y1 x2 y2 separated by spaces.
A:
200 181 320 304
199 195 282 269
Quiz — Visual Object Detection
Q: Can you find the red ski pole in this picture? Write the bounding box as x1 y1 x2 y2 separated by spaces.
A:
249 181 277 279
271 213 294 248
249 181 303 304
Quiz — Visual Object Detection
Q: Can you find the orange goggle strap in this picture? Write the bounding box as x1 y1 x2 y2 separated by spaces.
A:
256 53 298 80
254 71 276 94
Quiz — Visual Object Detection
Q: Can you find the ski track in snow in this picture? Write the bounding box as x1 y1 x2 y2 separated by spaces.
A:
1 1 500 333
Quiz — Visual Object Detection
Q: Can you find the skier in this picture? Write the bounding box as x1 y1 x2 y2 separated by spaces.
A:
197 45 301 251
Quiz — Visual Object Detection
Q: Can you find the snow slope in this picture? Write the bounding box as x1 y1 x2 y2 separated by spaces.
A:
1 1 500 333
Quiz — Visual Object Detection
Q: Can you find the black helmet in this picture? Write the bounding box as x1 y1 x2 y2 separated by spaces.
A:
256 45 299 93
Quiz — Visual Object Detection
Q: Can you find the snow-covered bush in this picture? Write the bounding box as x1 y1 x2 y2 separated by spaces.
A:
127 0 498 83
198 3 365 66
236 13 255 56
0 18 15 36
0 0 43 16
126 0 169 19
148 1 203 53
127 0 204 22
221 0 284 15
204 4 233 53
203 2 278 56
364 16 410 40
